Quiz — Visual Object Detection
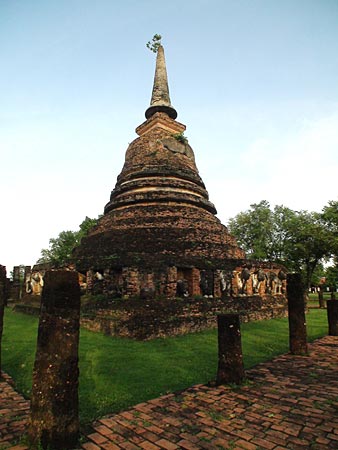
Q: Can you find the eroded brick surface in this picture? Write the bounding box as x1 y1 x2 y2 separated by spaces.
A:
73 108 255 302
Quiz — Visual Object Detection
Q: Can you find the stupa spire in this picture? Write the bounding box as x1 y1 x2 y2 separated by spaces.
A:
145 44 178 120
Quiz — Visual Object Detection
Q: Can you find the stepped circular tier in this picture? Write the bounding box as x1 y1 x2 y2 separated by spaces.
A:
75 111 244 272
74 45 245 273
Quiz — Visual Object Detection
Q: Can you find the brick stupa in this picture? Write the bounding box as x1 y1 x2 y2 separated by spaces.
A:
75 45 247 297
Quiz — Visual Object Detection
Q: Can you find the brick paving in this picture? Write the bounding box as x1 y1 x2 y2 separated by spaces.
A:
2 335 338 449
0 372 29 449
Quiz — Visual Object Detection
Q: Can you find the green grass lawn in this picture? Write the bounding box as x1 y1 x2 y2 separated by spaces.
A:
1 307 328 424
308 292 335 308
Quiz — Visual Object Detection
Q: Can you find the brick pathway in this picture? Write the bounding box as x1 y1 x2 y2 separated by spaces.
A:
0 372 29 449
2 335 338 449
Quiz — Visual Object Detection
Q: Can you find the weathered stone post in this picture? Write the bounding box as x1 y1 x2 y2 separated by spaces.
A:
11 265 21 301
216 313 245 385
28 270 80 449
23 265 32 296
318 286 325 308
327 299 338 336
0 265 7 375
287 273 308 355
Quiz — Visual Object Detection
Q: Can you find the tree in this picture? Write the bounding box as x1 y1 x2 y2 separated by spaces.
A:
78 216 98 240
281 210 333 289
146 34 162 53
322 200 338 235
228 201 335 289
322 200 338 260
321 200 338 292
228 200 275 260
38 216 98 268
38 231 79 268
324 265 338 292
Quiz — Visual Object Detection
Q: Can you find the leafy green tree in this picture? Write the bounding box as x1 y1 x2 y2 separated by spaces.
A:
282 210 333 289
228 200 275 260
321 200 338 291
322 200 338 235
38 231 79 268
324 265 338 291
228 201 336 289
38 216 98 267
78 216 98 240
272 205 297 262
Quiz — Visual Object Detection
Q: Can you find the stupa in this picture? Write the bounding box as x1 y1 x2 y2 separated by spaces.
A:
75 44 282 299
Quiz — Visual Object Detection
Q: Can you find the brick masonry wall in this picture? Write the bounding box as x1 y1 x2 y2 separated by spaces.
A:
15 292 288 340
80 294 288 340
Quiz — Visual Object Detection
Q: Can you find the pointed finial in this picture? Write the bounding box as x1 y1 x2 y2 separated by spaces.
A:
145 38 177 120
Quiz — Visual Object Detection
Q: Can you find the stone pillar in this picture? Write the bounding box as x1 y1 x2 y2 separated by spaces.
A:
122 267 140 297
246 273 253 296
327 300 338 336
28 270 80 449
24 266 32 295
216 314 245 385
103 268 111 296
0 265 6 374
11 265 21 301
146 272 155 290
258 274 266 296
232 270 241 296
166 266 177 298
5 278 10 305
214 270 222 298
86 269 94 293
158 272 167 296
21 266 32 297
287 273 308 355
318 286 325 308
191 268 201 296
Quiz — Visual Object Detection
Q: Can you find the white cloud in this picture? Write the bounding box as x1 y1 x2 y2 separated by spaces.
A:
210 112 338 224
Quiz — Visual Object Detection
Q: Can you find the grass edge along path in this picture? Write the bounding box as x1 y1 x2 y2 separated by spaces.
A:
2 307 328 424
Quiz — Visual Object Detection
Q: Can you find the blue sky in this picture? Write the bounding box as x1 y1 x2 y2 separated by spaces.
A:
1 0 338 273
